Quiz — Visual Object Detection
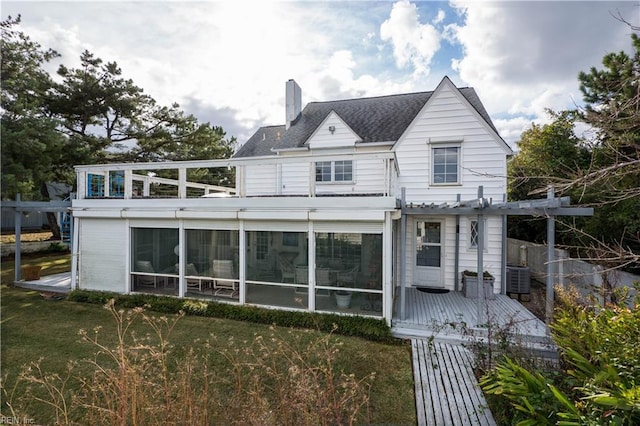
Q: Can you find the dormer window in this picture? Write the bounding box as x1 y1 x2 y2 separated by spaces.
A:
315 160 353 182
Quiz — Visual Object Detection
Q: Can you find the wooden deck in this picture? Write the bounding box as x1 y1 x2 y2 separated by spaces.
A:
393 288 553 348
412 339 496 425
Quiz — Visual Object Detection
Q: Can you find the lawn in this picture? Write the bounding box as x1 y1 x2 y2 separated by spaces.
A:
1 284 415 424
1 251 71 285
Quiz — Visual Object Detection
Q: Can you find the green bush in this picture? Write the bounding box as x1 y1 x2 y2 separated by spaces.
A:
67 290 395 343
480 284 640 425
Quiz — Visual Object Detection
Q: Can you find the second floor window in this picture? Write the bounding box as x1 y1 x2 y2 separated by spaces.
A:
315 160 353 182
432 146 460 184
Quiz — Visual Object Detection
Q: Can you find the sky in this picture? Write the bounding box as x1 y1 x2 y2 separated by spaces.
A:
3 1 637 149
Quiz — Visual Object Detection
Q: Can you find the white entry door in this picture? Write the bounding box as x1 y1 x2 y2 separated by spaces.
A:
414 220 443 287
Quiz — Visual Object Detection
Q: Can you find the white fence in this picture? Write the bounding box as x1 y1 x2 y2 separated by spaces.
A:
507 238 639 304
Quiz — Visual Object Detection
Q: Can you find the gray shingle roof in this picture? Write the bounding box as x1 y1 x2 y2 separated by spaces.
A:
234 82 501 158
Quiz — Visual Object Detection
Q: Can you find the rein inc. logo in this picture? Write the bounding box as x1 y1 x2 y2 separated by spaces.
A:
0 417 35 425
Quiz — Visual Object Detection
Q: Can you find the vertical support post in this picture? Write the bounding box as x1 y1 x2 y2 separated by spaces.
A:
477 186 485 326
14 194 22 282
546 186 555 327
238 165 246 198
309 161 315 197
454 193 460 292
178 219 185 297
77 171 86 200
178 168 187 199
143 176 151 197
383 211 393 325
71 215 79 290
238 220 246 304
104 171 110 197
124 169 133 199
308 221 315 311
399 188 407 320
501 193 507 294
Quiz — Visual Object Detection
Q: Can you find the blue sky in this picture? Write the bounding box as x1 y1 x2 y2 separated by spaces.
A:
3 1 636 147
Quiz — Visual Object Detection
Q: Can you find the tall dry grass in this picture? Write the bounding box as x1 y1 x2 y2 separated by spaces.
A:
3 299 374 425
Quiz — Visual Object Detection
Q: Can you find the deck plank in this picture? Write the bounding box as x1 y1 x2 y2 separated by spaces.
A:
411 339 497 426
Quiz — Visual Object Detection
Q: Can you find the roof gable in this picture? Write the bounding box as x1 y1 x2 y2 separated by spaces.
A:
306 110 360 149
234 76 509 158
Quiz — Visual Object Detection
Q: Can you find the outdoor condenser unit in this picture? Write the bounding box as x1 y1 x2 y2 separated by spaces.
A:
506 265 531 294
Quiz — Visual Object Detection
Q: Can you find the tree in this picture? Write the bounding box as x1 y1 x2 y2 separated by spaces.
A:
570 33 640 271
508 33 639 272
0 15 68 200
507 111 590 244
47 50 236 185
2 17 237 202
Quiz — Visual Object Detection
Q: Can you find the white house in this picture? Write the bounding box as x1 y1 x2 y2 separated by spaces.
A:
70 76 513 325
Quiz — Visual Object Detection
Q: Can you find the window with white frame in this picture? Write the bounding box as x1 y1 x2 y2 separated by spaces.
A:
469 219 487 249
315 160 353 182
432 146 460 184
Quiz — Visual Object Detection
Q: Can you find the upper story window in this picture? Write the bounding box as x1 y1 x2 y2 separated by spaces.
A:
432 146 460 185
315 160 353 182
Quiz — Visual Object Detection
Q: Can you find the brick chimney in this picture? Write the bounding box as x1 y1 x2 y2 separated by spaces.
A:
285 79 301 130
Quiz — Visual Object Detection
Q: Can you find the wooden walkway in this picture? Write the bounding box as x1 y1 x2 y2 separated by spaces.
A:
412 339 496 426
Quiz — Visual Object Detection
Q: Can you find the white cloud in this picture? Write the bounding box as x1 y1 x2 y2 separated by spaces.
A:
433 9 446 25
6 0 635 148
447 0 633 143
380 0 441 76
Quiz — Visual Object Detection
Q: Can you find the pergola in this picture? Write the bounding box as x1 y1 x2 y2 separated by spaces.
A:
398 186 594 327
3 194 73 282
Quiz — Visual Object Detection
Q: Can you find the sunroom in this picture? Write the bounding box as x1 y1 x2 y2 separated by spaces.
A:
71 151 397 320
129 225 384 316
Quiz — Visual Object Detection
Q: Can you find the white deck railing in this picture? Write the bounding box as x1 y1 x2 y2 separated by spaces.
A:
75 151 399 200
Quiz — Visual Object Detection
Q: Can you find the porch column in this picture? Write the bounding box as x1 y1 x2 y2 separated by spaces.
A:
308 221 316 311
124 169 133 200
400 188 407 320
383 211 393 324
476 186 485 326
178 219 185 297
103 171 110 197
239 220 246 304
546 186 555 327
178 168 187 199
71 215 79 290
14 194 22 282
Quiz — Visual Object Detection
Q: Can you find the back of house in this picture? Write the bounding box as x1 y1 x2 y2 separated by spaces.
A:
71 76 512 324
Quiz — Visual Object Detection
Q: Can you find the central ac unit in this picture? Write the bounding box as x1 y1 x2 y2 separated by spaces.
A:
506 265 531 294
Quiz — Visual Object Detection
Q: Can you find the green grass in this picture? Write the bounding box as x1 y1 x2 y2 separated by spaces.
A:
1 252 71 285
1 285 416 424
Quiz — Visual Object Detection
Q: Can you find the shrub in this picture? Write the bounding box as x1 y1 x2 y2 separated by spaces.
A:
67 290 395 344
480 284 640 425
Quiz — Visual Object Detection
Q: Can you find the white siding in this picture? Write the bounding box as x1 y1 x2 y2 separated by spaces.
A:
396 81 507 293
307 112 358 149
79 218 127 292
314 158 387 195
395 83 507 204
458 215 503 292
402 215 503 292
281 162 309 195
245 164 277 196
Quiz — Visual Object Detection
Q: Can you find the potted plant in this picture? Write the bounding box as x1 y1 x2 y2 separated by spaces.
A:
335 287 352 308
462 270 495 299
